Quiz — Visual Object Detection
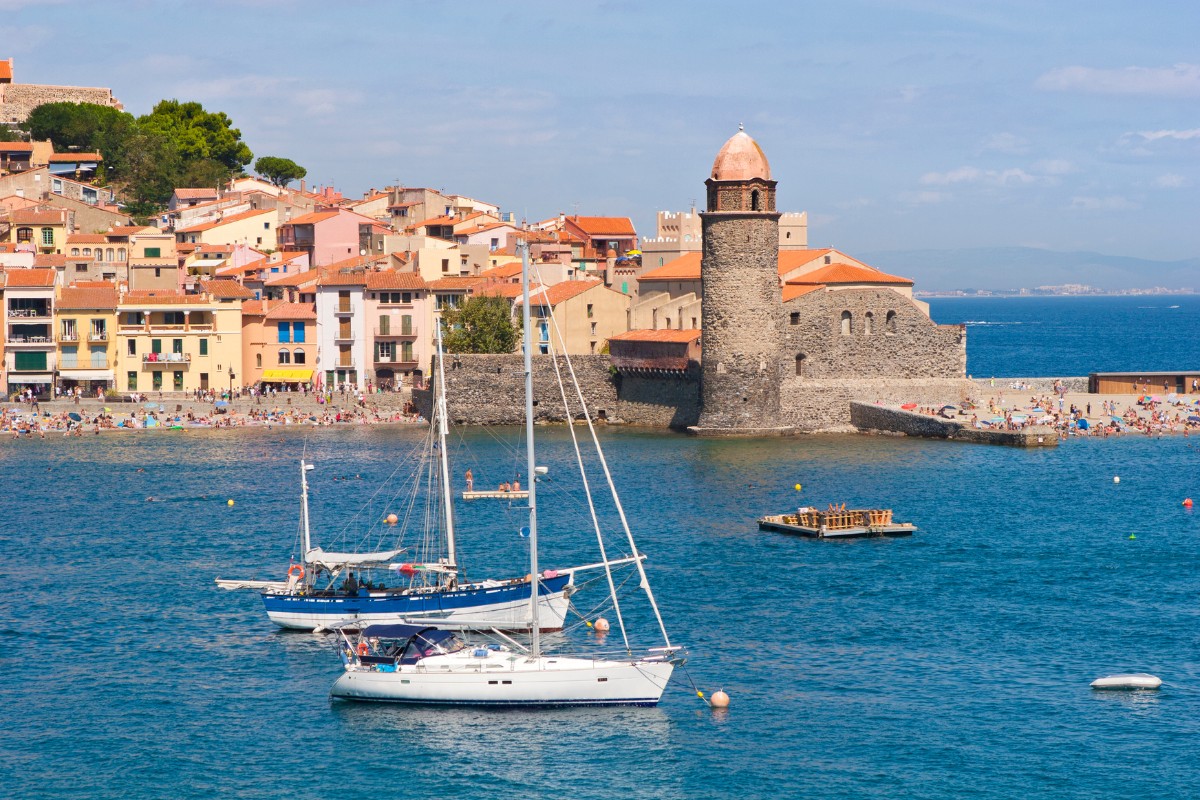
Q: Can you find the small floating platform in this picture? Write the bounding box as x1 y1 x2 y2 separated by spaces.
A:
462 490 530 501
758 507 917 539
1090 673 1162 691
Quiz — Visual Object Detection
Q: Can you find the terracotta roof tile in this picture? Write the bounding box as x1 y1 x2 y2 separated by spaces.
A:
11 209 67 225
176 208 274 234
67 234 110 244
122 291 211 306
479 261 523 279
47 153 102 162
58 283 119 309
0 142 34 153
283 210 340 226
638 253 701 281
427 276 487 291
567 216 637 237
366 271 426 290
609 328 701 343
107 226 156 236
3 268 57 287
173 188 219 199
33 254 66 268
515 279 604 306
782 283 825 302
203 279 255 299
264 301 317 321
265 269 320 288
786 263 913 286
777 249 833 276
410 214 457 229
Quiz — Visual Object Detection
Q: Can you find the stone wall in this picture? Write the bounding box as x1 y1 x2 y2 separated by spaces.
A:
0 84 123 124
416 353 699 429
850 402 1058 447
781 287 966 379
780 377 975 431
970 376 1088 394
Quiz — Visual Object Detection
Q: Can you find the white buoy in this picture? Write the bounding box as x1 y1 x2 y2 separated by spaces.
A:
709 689 730 708
593 617 610 632
1090 673 1162 690
1113 476 1120 484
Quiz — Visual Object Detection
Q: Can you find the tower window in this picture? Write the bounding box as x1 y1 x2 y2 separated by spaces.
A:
864 312 874 335
751 190 760 211
885 310 897 335
790 312 800 326
840 310 852 336
795 354 806 376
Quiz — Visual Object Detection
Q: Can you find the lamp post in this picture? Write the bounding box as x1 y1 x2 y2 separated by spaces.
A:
229 370 235 400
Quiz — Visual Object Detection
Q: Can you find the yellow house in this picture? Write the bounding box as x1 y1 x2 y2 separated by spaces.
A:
175 208 278 250
8 208 70 254
128 226 179 292
116 280 250 395
55 281 119 395
514 279 630 355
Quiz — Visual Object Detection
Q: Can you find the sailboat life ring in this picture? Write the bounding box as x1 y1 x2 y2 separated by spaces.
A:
287 564 305 580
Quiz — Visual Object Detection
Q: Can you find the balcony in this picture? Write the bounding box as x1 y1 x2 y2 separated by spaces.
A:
60 359 112 370
143 353 191 366
335 305 354 316
5 334 53 346
374 358 418 370
8 307 51 319
59 330 80 343
374 326 416 338
88 331 109 343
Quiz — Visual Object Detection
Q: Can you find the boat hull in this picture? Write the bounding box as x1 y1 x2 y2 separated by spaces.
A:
262 574 573 632
331 657 674 707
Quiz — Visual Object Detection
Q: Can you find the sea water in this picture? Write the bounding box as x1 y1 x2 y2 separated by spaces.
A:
928 295 1200 377
1 419 1198 799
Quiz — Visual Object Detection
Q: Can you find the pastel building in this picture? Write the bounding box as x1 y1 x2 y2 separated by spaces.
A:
364 271 431 388
56 281 118 394
241 299 317 387
277 208 378 267
116 280 249 394
3 267 58 397
314 268 369 390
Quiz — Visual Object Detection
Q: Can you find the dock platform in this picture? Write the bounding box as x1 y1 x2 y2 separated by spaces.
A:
759 508 917 539
462 490 529 501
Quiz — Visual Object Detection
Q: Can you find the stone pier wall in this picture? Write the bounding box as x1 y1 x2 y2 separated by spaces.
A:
970 377 1088 394
850 402 1057 447
780 377 975 431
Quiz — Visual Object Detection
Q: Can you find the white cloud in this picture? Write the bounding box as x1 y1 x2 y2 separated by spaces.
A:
1153 173 1187 188
981 132 1029 154
1035 159 1075 175
1071 195 1136 211
920 166 982 185
1132 128 1200 142
901 190 948 204
1035 63 1200 97
921 166 1040 186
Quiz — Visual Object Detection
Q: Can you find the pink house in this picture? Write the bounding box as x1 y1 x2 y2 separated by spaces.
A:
276 208 379 267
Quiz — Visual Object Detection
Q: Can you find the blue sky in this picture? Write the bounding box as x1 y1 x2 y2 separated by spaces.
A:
3 0 1197 262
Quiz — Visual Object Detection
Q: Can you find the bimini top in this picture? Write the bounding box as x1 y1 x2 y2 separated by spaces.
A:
711 127 771 182
359 623 437 639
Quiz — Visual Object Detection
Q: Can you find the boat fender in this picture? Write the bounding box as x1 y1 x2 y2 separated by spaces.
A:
287 564 305 580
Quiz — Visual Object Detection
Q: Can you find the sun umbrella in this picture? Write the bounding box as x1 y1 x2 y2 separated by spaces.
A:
1076 418 1089 430
214 400 229 408
1188 415 1200 423
102 407 112 412
68 412 82 421
1150 395 1162 402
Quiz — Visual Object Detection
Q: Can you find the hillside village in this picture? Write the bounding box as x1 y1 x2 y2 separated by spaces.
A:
0 58 931 405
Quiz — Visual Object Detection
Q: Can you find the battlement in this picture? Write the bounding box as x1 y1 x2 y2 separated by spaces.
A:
0 60 123 124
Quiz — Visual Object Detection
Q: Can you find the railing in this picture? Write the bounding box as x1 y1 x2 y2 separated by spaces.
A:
5 335 52 344
7 308 51 319
374 326 415 337
336 303 353 314
375 359 418 369
89 331 109 342
59 331 80 342
143 353 191 364
59 359 112 370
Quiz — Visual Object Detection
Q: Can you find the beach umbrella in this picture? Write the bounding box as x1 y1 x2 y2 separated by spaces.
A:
1076 418 1089 430
1188 415 1200 423
68 412 82 422
143 402 160 410
1150 395 1162 403
214 400 229 408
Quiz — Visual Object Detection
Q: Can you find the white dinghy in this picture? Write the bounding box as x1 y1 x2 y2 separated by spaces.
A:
1090 673 1162 690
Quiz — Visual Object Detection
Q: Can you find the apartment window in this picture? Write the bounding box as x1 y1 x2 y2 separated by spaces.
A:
199 339 208 356
16 227 32 242
106 248 114 261
75 264 87 273
163 311 185 325
71 248 80 256
200 373 209 390
173 371 184 391
172 339 183 354
152 372 163 390
441 259 449 273
83 248 92 256
278 348 291 365
118 248 126 261
293 322 305 343
154 268 161 278
127 340 137 356
151 339 162 354
278 322 290 343
402 292 411 304
145 247 161 258
256 353 262 368
128 371 138 390
293 349 306 364
587 303 594 318
41 227 54 245
263 222 270 229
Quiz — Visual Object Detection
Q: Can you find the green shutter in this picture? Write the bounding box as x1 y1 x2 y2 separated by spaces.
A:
199 339 208 356
145 247 161 258
14 351 47 371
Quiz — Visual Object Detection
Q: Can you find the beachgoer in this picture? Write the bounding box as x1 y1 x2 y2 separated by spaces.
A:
512 479 520 491
465 468 474 492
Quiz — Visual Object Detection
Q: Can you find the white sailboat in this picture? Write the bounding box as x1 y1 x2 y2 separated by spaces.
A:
330 241 682 706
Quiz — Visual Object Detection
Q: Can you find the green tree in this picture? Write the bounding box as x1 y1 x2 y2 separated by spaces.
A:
23 102 134 151
139 100 252 171
441 295 521 354
254 155 307 187
0 123 23 142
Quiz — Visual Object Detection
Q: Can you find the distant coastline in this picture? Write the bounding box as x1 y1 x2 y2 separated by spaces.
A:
917 288 1195 298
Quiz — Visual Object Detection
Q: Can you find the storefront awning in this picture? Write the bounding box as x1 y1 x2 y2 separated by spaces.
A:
58 369 115 381
7 374 53 384
261 369 314 381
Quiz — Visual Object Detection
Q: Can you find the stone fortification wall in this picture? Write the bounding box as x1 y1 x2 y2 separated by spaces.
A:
782 287 966 379
970 377 1088 394
417 354 699 429
850 402 1057 447
1 84 123 124
781 377 975 431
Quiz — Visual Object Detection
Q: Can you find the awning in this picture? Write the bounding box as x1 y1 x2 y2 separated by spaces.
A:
7 374 53 384
262 369 314 381
58 369 115 381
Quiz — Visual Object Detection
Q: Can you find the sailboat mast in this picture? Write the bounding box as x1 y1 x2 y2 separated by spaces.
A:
300 459 312 558
434 322 457 572
521 240 541 658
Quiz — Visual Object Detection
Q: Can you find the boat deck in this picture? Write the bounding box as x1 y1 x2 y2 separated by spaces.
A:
759 509 917 539
462 490 530 501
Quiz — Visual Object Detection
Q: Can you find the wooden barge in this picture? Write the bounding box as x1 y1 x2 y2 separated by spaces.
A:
758 507 917 539
462 490 530 501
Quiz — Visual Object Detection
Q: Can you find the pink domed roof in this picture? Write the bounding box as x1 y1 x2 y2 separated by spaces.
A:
710 129 771 182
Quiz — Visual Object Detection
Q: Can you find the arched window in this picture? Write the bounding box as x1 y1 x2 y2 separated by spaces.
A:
840 310 852 336
71 248 80 256
885 310 897 335
864 311 874 335
277 348 291 365
795 354 806 376
83 248 92 256
293 349 306 364
106 248 115 261
117 248 127 261
751 189 761 211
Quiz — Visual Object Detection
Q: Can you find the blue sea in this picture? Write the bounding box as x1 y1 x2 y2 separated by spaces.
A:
928 294 1200 377
3 297 1200 800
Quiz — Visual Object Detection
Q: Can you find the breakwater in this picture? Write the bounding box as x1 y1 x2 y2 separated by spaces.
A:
850 402 1058 447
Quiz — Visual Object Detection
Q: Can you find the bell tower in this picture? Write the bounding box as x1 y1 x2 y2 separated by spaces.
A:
689 127 789 435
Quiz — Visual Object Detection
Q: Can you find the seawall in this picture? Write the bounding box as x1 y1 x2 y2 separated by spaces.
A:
849 402 1058 447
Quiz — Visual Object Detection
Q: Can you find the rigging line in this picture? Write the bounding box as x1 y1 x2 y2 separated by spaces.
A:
678 663 713 707
534 262 632 654
534 264 673 649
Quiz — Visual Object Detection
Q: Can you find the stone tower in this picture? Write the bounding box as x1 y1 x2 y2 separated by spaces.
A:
689 128 790 435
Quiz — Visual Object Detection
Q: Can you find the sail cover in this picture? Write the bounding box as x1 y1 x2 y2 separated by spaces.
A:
304 547 404 570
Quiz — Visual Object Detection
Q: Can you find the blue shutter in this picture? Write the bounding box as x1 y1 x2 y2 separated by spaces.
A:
278 322 290 343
